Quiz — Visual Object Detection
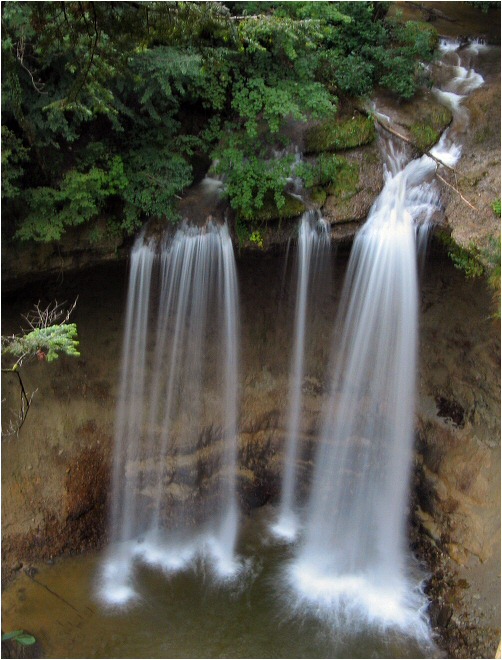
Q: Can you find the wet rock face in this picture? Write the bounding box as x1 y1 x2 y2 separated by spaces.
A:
442 74 501 255
416 246 500 564
415 420 499 562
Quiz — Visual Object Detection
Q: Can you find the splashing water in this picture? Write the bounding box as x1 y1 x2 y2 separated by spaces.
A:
271 211 331 541
99 218 241 606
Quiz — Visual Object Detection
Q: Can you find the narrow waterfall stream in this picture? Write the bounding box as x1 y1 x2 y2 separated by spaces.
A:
271 210 331 541
100 214 241 606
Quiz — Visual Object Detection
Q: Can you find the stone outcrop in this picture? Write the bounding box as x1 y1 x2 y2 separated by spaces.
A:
441 74 501 257
1 219 129 292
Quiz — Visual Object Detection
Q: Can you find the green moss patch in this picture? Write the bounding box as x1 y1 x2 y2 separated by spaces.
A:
302 154 360 202
310 188 327 207
247 192 306 223
326 159 359 199
410 107 453 151
305 115 375 154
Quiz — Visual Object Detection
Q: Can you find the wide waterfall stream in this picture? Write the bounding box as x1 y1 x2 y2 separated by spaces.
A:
1 35 496 659
100 218 241 606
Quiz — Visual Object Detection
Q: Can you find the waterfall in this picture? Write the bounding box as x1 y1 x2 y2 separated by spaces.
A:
99 217 240 606
286 36 484 637
287 151 436 636
271 210 331 541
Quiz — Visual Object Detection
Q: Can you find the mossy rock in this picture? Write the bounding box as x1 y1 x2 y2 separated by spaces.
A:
410 106 453 151
303 154 360 201
305 115 375 154
310 188 327 207
326 159 359 200
247 192 306 223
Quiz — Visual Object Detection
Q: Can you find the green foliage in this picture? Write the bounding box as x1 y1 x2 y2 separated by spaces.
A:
2 1 439 243
249 230 264 249
328 55 375 97
16 157 128 241
482 235 501 317
121 145 193 229
232 77 335 137
235 218 250 247
3 324 80 363
450 248 484 278
213 133 295 220
366 18 438 99
1 125 29 199
491 198 501 217
440 233 484 278
2 631 36 647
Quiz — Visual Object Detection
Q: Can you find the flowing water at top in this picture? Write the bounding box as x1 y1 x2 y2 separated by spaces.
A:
99 206 241 606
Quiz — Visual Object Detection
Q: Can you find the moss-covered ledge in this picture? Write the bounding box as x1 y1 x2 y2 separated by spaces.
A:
363 89 453 153
304 113 376 154
322 142 384 227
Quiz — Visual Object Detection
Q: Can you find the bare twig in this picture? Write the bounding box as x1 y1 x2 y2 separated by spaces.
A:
15 36 48 94
373 114 478 211
22 298 78 332
435 172 477 211
1 370 37 437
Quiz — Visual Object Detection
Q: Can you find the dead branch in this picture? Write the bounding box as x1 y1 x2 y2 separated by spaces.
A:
372 114 478 211
435 172 477 211
1 369 36 437
22 297 78 332
374 115 456 172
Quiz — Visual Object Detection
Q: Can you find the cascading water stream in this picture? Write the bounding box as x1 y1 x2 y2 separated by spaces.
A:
287 150 437 637
271 210 331 541
99 213 241 606
286 36 484 637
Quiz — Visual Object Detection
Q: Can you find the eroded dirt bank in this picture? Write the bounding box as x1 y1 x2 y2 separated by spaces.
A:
2 237 500 658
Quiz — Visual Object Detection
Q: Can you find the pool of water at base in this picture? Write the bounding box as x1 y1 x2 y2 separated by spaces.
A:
2 508 439 659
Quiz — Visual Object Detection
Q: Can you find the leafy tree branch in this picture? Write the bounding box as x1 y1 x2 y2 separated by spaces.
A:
2 299 79 437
